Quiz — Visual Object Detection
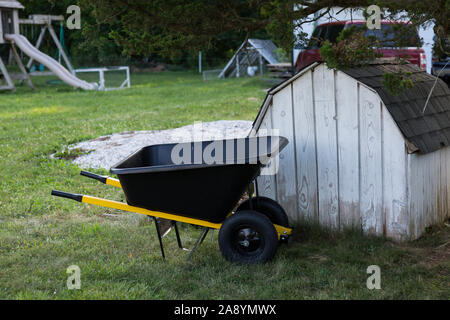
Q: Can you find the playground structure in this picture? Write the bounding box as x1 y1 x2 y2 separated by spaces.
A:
0 1 129 92
0 0 33 91
19 14 73 75
218 39 281 79
0 1 94 91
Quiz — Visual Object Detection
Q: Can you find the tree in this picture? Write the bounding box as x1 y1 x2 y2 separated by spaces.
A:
80 0 448 59
20 0 126 66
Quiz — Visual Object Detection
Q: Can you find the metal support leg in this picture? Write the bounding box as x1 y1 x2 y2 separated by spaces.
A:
126 67 130 88
99 70 105 90
248 184 253 210
254 179 260 208
173 221 189 251
153 217 165 260
199 228 210 245
187 227 209 261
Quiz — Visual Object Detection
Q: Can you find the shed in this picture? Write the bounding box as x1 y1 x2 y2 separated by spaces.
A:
250 60 450 241
219 39 280 78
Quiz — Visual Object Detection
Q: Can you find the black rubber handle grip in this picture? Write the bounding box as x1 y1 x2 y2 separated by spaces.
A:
80 171 107 184
51 190 83 202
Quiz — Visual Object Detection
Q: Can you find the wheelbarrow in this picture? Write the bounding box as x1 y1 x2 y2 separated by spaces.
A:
51 136 292 263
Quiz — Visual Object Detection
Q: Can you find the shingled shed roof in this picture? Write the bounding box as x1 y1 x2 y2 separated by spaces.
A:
252 60 450 154
342 60 450 153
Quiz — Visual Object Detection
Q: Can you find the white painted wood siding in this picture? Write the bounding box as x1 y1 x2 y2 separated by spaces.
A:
408 148 450 239
382 103 408 240
255 107 277 201
335 72 360 228
271 84 299 218
358 85 383 235
313 65 339 229
292 69 318 222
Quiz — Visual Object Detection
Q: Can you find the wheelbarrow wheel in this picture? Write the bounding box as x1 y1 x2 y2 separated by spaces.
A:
219 210 278 264
236 197 289 228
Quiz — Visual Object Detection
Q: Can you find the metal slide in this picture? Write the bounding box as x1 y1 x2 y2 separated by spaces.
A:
4 34 95 90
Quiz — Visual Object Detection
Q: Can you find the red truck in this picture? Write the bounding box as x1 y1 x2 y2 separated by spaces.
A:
295 20 426 72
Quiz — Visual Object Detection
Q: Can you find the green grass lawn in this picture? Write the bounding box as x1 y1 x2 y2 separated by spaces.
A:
0 71 448 299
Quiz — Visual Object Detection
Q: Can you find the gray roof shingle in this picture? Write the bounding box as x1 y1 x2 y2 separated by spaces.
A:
342 61 450 154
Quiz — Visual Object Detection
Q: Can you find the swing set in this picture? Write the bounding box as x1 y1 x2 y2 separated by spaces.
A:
19 14 74 76
2 11 130 91
19 14 130 91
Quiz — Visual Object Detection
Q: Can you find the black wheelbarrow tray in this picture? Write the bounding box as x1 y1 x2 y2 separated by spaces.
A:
52 136 292 263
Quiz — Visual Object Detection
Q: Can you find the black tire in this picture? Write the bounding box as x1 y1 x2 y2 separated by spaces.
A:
236 196 289 228
219 210 278 264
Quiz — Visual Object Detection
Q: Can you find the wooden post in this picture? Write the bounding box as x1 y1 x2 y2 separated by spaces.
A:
0 56 15 91
0 10 3 44
8 48 13 64
11 43 34 90
26 26 47 69
13 10 20 35
259 52 263 76
198 51 202 73
46 22 74 73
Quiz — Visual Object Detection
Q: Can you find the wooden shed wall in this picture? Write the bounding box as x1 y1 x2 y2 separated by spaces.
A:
254 63 417 240
408 148 450 239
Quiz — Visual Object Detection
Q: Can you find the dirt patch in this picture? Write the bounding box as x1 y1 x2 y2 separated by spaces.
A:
54 147 90 160
92 136 111 142
410 223 450 269
419 239 450 269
